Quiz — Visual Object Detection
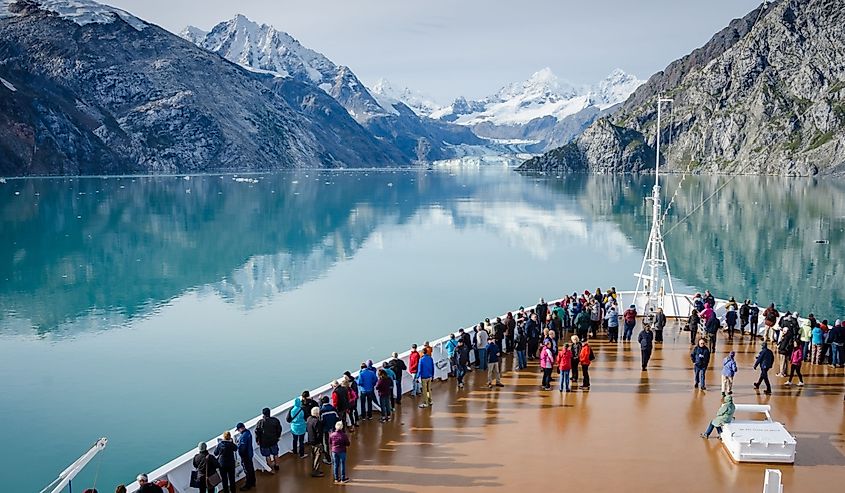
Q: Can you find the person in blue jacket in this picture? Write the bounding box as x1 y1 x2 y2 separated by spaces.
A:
235 423 256 490
356 362 378 420
290 396 308 458
418 351 435 408
691 338 711 390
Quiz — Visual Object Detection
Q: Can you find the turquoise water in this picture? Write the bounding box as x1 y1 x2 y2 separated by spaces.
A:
0 168 842 491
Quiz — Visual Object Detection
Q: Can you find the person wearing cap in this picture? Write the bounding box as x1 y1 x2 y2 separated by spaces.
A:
753 343 775 395
135 475 163 493
215 431 238 493
721 351 738 396
192 441 220 493
235 422 256 490
255 407 282 471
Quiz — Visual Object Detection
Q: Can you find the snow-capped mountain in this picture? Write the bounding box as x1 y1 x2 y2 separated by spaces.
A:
182 14 484 162
369 78 442 117
1 0 148 29
425 67 642 151
182 14 390 121
432 67 642 126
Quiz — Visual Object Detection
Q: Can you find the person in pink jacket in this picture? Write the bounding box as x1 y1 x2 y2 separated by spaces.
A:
785 342 805 386
539 341 555 390
555 343 573 392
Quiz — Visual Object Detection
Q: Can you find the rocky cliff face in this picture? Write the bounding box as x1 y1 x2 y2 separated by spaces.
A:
0 0 404 176
519 0 845 176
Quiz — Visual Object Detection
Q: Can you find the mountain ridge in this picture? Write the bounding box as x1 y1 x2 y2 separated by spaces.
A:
519 0 845 176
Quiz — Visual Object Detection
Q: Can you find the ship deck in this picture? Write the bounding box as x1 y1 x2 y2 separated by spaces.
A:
251 331 844 492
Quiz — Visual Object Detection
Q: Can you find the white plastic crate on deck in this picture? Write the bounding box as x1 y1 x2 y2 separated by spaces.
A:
722 404 796 463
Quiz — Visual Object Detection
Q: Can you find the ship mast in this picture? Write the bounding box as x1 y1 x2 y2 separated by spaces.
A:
633 97 679 317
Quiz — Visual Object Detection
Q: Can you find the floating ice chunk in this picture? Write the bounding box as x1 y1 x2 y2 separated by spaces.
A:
0 77 15 92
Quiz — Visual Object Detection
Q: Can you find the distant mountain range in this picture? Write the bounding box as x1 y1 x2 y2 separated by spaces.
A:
180 14 486 164
0 0 651 176
372 68 643 152
519 0 845 176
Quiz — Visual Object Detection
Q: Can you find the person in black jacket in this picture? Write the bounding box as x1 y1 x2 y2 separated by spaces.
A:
453 339 471 388
254 407 282 471
739 300 751 336
777 324 796 377
215 432 238 493
705 313 720 354
192 442 220 493
691 339 711 390
536 298 548 330
306 407 325 477
638 326 654 371
753 342 775 394
387 352 407 404
688 309 700 345
725 308 738 340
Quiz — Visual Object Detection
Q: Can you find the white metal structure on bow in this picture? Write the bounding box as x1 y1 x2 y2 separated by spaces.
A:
633 97 680 318
41 437 108 493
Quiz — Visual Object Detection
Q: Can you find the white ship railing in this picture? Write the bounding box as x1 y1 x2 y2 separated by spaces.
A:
124 291 742 492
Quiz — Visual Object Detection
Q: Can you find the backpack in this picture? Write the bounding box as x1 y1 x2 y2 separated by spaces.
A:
286 407 302 424
589 346 596 361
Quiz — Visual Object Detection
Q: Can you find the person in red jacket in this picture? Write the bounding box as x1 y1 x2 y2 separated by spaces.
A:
408 344 421 396
579 341 594 390
556 343 573 392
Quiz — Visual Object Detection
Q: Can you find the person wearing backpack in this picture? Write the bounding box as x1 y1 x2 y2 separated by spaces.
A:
288 396 307 458
763 303 779 342
579 341 594 390
739 300 751 337
255 407 282 471
192 442 220 493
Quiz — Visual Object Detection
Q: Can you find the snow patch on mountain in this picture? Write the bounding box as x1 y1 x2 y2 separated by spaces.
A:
183 14 396 120
369 78 442 116
0 0 147 30
434 67 643 126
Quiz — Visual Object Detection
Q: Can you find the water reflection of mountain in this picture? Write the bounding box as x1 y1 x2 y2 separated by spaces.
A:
0 172 473 335
572 174 845 318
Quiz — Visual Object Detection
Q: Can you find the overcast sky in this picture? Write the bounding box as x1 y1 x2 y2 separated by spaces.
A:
105 0 763 102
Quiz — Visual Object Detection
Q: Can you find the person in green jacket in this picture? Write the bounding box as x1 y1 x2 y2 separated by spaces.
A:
700 393 735 439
